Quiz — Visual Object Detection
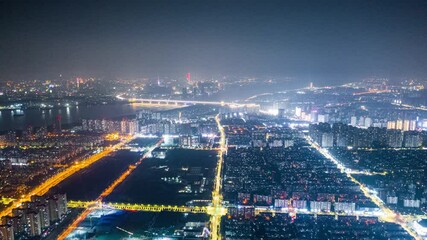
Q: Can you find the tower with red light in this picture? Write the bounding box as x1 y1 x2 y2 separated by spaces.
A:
186 73 191 84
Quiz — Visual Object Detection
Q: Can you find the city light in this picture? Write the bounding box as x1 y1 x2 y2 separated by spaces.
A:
1 2 427 239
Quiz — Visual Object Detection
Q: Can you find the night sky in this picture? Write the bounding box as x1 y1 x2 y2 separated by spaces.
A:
1 0 427 84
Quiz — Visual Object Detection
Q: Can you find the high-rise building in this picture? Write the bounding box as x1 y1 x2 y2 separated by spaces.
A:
387 196 398 205
403 199 420 208
295 107 302 117
334 202 355 213
358 116 365 126
387 121 396 129
128 120 138 135
179 135 200 148
10 208 27 235
403 120 410 131
35 204 50 229
321 132 334 148
310 201 331 212
0 224 14 240
318 114 329 123
283 139 294 148
396 119 403 130
47 194 67 223
404 131 422 148
292 200 307 210
25 211 41 237
310 111 318 123
387 130 403 148
409 120 417 131
56 194 67 219
120 120 127 134
274 199 288 208
364 117 373 127
350 116 357 126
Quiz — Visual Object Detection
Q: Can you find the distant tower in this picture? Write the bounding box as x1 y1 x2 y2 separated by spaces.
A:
157 75 161 86
186 73 191 84
309 82 314 89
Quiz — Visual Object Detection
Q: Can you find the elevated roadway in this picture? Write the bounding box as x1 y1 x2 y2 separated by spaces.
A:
0 136 134 219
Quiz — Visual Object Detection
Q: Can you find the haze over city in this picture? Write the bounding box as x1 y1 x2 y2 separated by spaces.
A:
1 0 427 83
1 1 427 240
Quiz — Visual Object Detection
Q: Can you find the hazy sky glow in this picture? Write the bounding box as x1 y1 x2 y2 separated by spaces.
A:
1 0 426 83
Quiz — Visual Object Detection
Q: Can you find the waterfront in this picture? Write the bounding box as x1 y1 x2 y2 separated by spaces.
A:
0 103 176 131
51 150 141 201
51 138 161 200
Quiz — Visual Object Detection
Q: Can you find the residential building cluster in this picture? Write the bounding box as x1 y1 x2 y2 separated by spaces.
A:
0 130 105 199
222 118 378 213
329 148 427 214
309 123 425 148
224 213 412 239
0 193 67 240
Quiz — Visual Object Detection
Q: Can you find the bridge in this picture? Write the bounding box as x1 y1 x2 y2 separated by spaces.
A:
116 95 259 108
67 200 221 214
68 200 362 217
66 200 427 222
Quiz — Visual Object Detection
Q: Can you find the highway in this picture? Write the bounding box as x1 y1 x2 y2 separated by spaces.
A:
57 138 163 240
305 136 423 240
210 114 227 240
0 136 134 219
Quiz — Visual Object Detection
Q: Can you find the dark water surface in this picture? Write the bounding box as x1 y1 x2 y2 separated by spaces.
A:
0 103 172 131
52 138 160 200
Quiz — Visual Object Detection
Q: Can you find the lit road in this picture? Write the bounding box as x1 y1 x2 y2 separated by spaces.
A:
392 102 427 111
0 136 134 219
67 200 210 213
305 137 387 176
58 138 163 240
305 136 423 240
210 114 227 240
66 200 399 217
66 200 427 222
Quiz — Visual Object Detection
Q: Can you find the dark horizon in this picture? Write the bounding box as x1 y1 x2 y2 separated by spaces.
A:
1 0 427 84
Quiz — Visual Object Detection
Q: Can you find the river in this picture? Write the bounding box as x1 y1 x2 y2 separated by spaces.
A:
0 103 176 131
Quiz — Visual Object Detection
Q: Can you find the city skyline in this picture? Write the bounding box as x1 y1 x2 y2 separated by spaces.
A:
1 1 427 239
